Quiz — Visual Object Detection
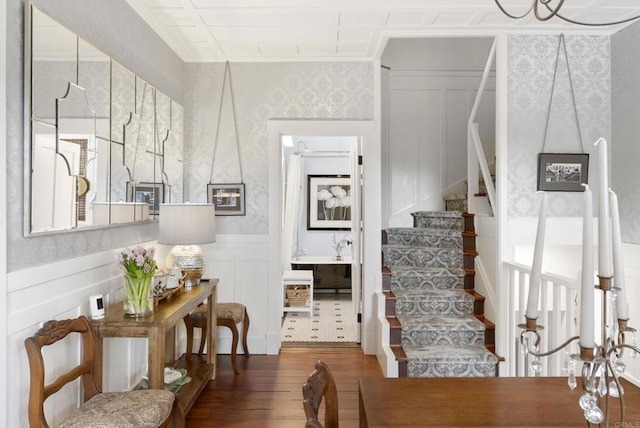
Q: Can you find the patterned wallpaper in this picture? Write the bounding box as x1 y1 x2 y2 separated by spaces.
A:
182 62 374 235
507 35 611 217
612 22 640 244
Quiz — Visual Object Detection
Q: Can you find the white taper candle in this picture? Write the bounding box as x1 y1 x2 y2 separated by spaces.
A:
580 184 595 349
610 190 629 320
596 138 613 277
526 192 547 320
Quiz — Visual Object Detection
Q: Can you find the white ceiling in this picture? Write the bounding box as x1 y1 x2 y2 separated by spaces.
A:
124 0 640 62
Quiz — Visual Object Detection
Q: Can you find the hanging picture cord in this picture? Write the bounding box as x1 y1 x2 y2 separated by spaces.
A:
209 61 244 184
540 33 585 154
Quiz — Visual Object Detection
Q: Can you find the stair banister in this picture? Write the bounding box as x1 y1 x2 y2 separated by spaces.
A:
467 38 497 216
503 261 579 377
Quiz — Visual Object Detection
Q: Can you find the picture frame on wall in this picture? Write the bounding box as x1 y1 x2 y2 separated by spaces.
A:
126 182 164 215
207 183 246 216
537 153 589 192
307 175 351 230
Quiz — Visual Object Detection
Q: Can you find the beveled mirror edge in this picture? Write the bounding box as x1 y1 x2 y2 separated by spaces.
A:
23 0 33 237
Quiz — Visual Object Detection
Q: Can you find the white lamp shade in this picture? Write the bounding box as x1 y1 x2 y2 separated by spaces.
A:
158 203 216 245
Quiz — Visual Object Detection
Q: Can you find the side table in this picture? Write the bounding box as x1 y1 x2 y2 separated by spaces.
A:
90 279 218 416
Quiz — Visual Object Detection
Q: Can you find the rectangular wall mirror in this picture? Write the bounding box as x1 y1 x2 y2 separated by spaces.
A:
24 1 184 236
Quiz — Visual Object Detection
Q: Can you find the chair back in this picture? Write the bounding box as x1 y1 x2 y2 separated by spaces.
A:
24 316 101 427
302 360 339 428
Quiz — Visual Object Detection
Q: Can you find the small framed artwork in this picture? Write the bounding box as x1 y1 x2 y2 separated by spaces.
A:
207 183 246 216
127 182 164 215
307 175 351 230
537 153 589 192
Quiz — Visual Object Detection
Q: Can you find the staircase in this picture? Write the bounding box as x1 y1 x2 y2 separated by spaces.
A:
382 211 499 377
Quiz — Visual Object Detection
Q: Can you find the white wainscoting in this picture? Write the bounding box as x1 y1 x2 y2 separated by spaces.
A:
6 242 152 427
7 234 269 427
383 69 496 227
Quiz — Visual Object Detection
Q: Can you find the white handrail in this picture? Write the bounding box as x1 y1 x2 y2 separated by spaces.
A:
503 261 580 377
467 38 497 216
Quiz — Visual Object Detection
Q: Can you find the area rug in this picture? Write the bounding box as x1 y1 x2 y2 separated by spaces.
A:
281 298 357 343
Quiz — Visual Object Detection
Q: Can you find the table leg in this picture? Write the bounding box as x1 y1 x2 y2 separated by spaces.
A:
206 289 218 379
92 329 104 393
148 327 165 389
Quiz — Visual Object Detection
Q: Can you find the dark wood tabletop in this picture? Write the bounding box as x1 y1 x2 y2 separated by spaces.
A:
359 376 640 427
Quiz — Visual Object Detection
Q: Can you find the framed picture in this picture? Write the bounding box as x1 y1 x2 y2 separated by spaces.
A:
127 182 164 215
207 183 246 216
307 175 351 230
537 153 589 192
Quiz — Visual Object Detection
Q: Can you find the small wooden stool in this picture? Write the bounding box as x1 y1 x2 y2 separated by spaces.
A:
184 303 250 375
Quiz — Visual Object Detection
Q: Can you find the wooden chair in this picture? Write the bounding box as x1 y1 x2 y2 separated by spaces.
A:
183 303 249 375
302 360 339 428
24 316 183 428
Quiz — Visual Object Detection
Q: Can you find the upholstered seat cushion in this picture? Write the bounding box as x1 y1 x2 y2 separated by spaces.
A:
192 302 245 323
58 389 175 428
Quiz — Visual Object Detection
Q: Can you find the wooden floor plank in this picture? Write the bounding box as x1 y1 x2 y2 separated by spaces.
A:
185 347 383 427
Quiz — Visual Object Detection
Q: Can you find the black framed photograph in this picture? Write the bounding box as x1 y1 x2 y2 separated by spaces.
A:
207 183 246 216
126 182 164 215
537 153 589 192
307 175 351 230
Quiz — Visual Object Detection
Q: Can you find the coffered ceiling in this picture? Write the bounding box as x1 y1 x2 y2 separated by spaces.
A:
124 0 640 62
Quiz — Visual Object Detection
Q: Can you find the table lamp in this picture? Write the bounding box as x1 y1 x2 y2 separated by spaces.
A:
159 203 216 288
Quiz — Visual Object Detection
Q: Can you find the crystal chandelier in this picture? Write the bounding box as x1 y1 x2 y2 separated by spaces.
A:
520 138 639 425
494 0 640 26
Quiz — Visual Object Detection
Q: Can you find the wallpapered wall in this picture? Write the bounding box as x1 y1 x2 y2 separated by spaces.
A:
611 22 640 244
182 62 374 235
507 35 611 218
6 0 182 272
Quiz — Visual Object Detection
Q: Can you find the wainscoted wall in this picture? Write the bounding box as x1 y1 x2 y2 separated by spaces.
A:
6 237 268 427
380 38 496 228
7 244 145 427
507 34 611 218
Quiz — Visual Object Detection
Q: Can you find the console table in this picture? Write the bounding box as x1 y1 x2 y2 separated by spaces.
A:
359 376 640 427
90 280 218 416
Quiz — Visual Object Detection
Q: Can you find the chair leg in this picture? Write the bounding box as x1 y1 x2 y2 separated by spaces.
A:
218 318 240 375
198 323 207 355
184 316 194 359
241 310 250 356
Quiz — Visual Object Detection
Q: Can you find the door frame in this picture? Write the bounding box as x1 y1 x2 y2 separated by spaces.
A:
267 120 379 354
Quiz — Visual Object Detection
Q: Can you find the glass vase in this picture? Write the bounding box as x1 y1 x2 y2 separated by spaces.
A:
123 274 154 317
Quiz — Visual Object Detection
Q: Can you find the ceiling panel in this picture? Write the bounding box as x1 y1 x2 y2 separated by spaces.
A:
123 0 640 61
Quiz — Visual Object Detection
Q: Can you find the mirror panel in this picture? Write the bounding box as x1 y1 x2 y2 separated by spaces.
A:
26 3 183 234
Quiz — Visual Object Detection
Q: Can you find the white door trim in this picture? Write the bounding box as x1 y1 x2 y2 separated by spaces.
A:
267 120 379 354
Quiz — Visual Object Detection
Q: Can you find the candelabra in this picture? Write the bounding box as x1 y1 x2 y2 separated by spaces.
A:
519 276 638 425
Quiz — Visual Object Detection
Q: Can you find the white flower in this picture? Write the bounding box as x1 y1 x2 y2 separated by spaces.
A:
330 186 347 198
317 189 333 200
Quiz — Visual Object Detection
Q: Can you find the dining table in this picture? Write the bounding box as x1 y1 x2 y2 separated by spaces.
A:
358 376 640 427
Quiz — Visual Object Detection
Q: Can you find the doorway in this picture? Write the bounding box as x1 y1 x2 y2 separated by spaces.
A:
280 135 360 345
267 119 378 356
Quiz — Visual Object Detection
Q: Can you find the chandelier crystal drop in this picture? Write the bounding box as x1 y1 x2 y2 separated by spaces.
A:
494 0 640 26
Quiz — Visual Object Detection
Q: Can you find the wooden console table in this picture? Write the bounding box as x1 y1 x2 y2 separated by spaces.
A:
359 376 640 427
91 280 218 416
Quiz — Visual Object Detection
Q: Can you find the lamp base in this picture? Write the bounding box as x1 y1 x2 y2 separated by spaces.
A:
166 245 205 289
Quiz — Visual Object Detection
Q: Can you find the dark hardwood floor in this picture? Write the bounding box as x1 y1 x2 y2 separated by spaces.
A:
186 346 383 427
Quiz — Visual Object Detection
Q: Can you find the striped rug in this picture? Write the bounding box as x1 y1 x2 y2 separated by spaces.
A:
281 297 357 344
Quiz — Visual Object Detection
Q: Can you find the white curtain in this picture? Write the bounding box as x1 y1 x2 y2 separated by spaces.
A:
282 154 303 273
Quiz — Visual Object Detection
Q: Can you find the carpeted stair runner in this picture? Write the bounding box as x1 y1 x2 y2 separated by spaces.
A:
383 211 498 377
